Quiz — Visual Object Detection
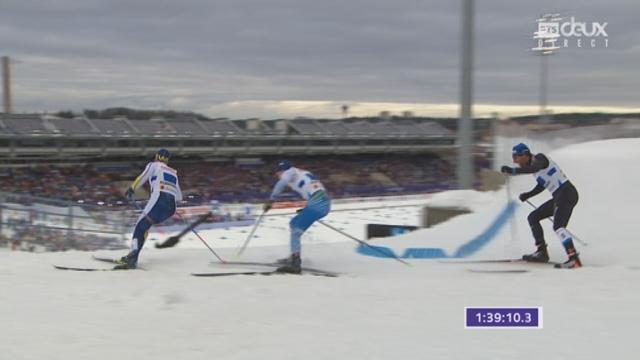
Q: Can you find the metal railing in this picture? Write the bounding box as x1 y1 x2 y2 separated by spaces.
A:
0 191 130 252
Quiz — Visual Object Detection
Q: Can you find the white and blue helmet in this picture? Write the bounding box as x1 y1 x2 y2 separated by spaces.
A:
276 160 292 171
512 143 531 156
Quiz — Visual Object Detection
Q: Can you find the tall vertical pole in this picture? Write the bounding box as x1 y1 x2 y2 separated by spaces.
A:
457 0 474 189
491 112 499 169
533 13 561 124
2 56 12 114
539 54 549 124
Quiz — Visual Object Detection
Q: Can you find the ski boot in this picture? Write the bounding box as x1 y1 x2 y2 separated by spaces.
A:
113 251 138 270
554 253 582 269
522 244 549 263
276 253 301 274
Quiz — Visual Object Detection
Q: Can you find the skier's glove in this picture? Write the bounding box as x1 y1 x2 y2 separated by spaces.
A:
263 201 273 212
125 187 135 199
518 192 530 202
501 166 516 174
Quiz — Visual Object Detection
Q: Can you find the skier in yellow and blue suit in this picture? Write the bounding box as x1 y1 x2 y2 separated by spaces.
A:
115 149 182 269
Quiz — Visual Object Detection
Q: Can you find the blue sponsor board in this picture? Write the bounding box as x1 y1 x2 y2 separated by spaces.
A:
366 224 419 239
356 201 517 259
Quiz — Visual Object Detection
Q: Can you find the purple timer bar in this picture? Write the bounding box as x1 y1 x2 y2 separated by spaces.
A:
465 307 542 328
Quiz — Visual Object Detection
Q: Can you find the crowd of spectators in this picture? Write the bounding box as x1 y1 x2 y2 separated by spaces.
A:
0 154 458 205
0 165 124 204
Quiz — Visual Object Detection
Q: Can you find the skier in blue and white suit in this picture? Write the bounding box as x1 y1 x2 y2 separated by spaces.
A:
264 160 331 273
501 143 581 269
115 149 182 269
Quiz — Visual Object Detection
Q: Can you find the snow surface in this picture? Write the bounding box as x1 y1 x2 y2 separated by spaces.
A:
2 138 640 360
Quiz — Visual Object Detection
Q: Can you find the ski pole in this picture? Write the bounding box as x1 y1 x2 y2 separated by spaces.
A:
235 210 267 258
130 199 144 213
176 212 225 263
525 200 588 246
505 177 518 245
317 220 411 266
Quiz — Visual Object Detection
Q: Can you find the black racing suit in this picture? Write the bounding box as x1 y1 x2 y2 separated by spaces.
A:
515 153 579 246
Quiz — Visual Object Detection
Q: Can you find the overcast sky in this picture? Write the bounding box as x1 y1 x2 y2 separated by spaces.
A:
1 0 639 118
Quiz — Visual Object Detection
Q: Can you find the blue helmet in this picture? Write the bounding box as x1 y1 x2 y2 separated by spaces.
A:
512 143 531 156
155 148 171 163
276 159 292 171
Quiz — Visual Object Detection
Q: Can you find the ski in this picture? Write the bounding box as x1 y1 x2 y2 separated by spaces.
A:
467 269 529 274
92 256 119 264
155 213 212 249
54 265 126 271
440 258 563 266
211 260 339 276
439 258 523 264
54 264 143 271
213 260 280 267
52 256 143 271
192 270 338 278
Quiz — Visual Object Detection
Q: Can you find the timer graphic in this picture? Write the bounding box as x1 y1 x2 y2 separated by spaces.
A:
465 307 543 329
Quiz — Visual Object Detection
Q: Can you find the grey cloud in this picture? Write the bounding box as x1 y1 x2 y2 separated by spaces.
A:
1 0 638 117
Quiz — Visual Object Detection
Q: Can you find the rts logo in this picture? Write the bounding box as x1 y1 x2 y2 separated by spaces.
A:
533 14 609 51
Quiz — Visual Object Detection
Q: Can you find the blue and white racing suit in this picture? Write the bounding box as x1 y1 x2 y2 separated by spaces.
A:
270 167 331 254
129 161 182 255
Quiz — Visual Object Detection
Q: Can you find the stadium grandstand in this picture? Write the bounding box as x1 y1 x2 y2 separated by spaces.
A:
0 112 455 160
0 112 464 205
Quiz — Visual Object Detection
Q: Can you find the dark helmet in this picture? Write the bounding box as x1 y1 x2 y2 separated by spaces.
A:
155 148 171 163
512 143 531 156
276 159 292 171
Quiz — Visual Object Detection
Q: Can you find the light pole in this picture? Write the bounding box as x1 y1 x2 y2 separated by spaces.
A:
532 14 562 124
2 56 12 114
457 0 474 189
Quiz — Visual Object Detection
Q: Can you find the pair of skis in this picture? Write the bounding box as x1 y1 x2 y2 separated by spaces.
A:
53 256 133 272
440 258 565 273
196 261 338 277
53 256 339 277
